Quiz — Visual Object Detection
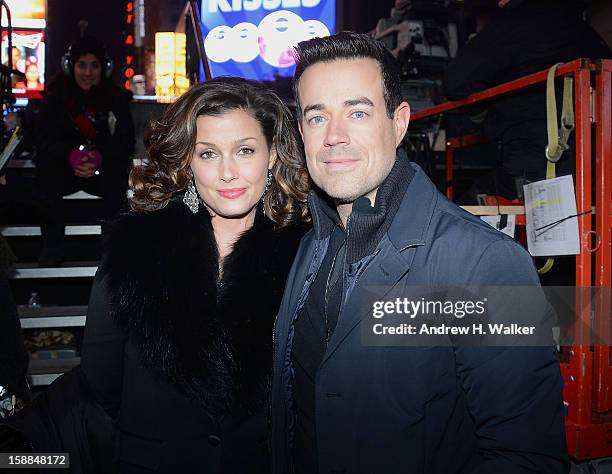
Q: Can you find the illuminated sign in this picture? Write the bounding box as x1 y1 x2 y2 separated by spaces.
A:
155 32 188 99
200 0 334 80
206 0 321 13
2 0 46 29
1 30 45 99
125 0 135 90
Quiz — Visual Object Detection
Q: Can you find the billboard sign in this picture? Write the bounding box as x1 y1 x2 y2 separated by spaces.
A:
1 30 45 99
200 0 335 80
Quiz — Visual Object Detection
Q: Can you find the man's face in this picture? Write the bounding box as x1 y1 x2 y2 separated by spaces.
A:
297 58 410 205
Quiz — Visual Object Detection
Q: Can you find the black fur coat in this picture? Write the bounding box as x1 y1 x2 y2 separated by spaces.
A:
103 200 303 417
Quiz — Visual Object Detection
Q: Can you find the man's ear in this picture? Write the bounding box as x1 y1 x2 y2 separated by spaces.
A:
393 101 411 146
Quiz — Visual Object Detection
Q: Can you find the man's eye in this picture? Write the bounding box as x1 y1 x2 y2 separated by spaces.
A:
352 111 367 119
237 147 254 155
307 115 325 126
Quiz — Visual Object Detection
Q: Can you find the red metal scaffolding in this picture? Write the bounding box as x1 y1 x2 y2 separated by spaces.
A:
412 59 612 460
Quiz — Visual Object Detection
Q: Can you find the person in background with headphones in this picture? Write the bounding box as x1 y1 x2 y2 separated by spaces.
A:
35 35 135 267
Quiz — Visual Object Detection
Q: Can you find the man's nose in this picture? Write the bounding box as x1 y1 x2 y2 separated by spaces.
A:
324 117 350 147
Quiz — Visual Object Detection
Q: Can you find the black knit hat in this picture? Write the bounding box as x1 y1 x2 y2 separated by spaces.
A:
67 35 107 66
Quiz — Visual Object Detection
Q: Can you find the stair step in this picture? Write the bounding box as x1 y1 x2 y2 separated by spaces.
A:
63 190 101 200
19 305 87 328
11 262 98 279
7 159 34 169
1 225 101 237
27 357 80 386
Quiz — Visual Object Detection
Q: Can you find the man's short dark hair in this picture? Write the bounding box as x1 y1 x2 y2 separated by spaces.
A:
293 31 402 120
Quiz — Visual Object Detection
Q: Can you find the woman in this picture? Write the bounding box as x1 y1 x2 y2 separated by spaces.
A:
35 36 134 266
80 77 309 473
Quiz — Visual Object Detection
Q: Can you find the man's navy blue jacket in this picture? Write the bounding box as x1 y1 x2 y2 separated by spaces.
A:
271 161 568 474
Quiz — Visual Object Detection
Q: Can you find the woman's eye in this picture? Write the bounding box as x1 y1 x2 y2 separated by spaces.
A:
352 111 367 120
237 147 254 155
199 150 215 160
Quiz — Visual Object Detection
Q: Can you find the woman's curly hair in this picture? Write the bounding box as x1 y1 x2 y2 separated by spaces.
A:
130 77 310 227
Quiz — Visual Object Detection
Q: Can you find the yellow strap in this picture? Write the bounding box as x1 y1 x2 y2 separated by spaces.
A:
546 63 562 163
539 64 574 274
546 160 556 180
537 257 555 275
545 63 575 168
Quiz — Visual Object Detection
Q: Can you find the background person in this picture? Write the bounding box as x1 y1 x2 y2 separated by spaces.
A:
35 35 134 266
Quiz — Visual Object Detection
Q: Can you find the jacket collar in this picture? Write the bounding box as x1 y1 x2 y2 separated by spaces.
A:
386 162 437 252
319 165 438 367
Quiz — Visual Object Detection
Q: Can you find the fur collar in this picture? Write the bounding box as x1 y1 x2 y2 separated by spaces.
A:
102 200 303 416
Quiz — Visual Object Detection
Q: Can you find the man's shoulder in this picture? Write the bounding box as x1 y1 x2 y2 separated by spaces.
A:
417 190 536 283
434 197 513 245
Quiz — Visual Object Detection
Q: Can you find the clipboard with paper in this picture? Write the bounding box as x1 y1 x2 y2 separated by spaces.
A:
524 175 581 257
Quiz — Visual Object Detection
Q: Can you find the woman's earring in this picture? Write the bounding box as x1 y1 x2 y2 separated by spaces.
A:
183 180 199 214
265 170 272 193
262 170 272 204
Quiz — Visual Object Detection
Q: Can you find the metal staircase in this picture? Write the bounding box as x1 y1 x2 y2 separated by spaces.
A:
4 192 101 388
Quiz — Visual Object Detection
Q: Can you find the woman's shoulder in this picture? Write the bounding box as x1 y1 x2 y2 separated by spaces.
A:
100 200 217 303
103 201 207 263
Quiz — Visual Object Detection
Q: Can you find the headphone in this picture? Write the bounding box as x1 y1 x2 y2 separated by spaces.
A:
61 42 114 78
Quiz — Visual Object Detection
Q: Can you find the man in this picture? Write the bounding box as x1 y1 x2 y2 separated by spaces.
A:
271 32 568 473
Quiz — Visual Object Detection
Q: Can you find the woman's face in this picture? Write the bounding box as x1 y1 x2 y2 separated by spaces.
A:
190 109 275 220
25 64 39 83
74 53 102 91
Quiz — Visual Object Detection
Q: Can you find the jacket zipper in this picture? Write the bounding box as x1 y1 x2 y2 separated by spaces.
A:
323 214 351 347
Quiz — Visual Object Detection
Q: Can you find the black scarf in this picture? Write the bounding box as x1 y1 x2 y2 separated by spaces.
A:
310 150 415 263
102 201 303 416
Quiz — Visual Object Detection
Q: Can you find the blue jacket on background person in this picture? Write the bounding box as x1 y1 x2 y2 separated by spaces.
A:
271 157 569 474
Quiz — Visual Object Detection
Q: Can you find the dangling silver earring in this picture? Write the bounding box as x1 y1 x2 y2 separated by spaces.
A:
262 170 272 205
183 179 199 214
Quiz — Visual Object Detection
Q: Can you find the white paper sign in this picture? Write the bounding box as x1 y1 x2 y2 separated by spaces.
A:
524 175 581 257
